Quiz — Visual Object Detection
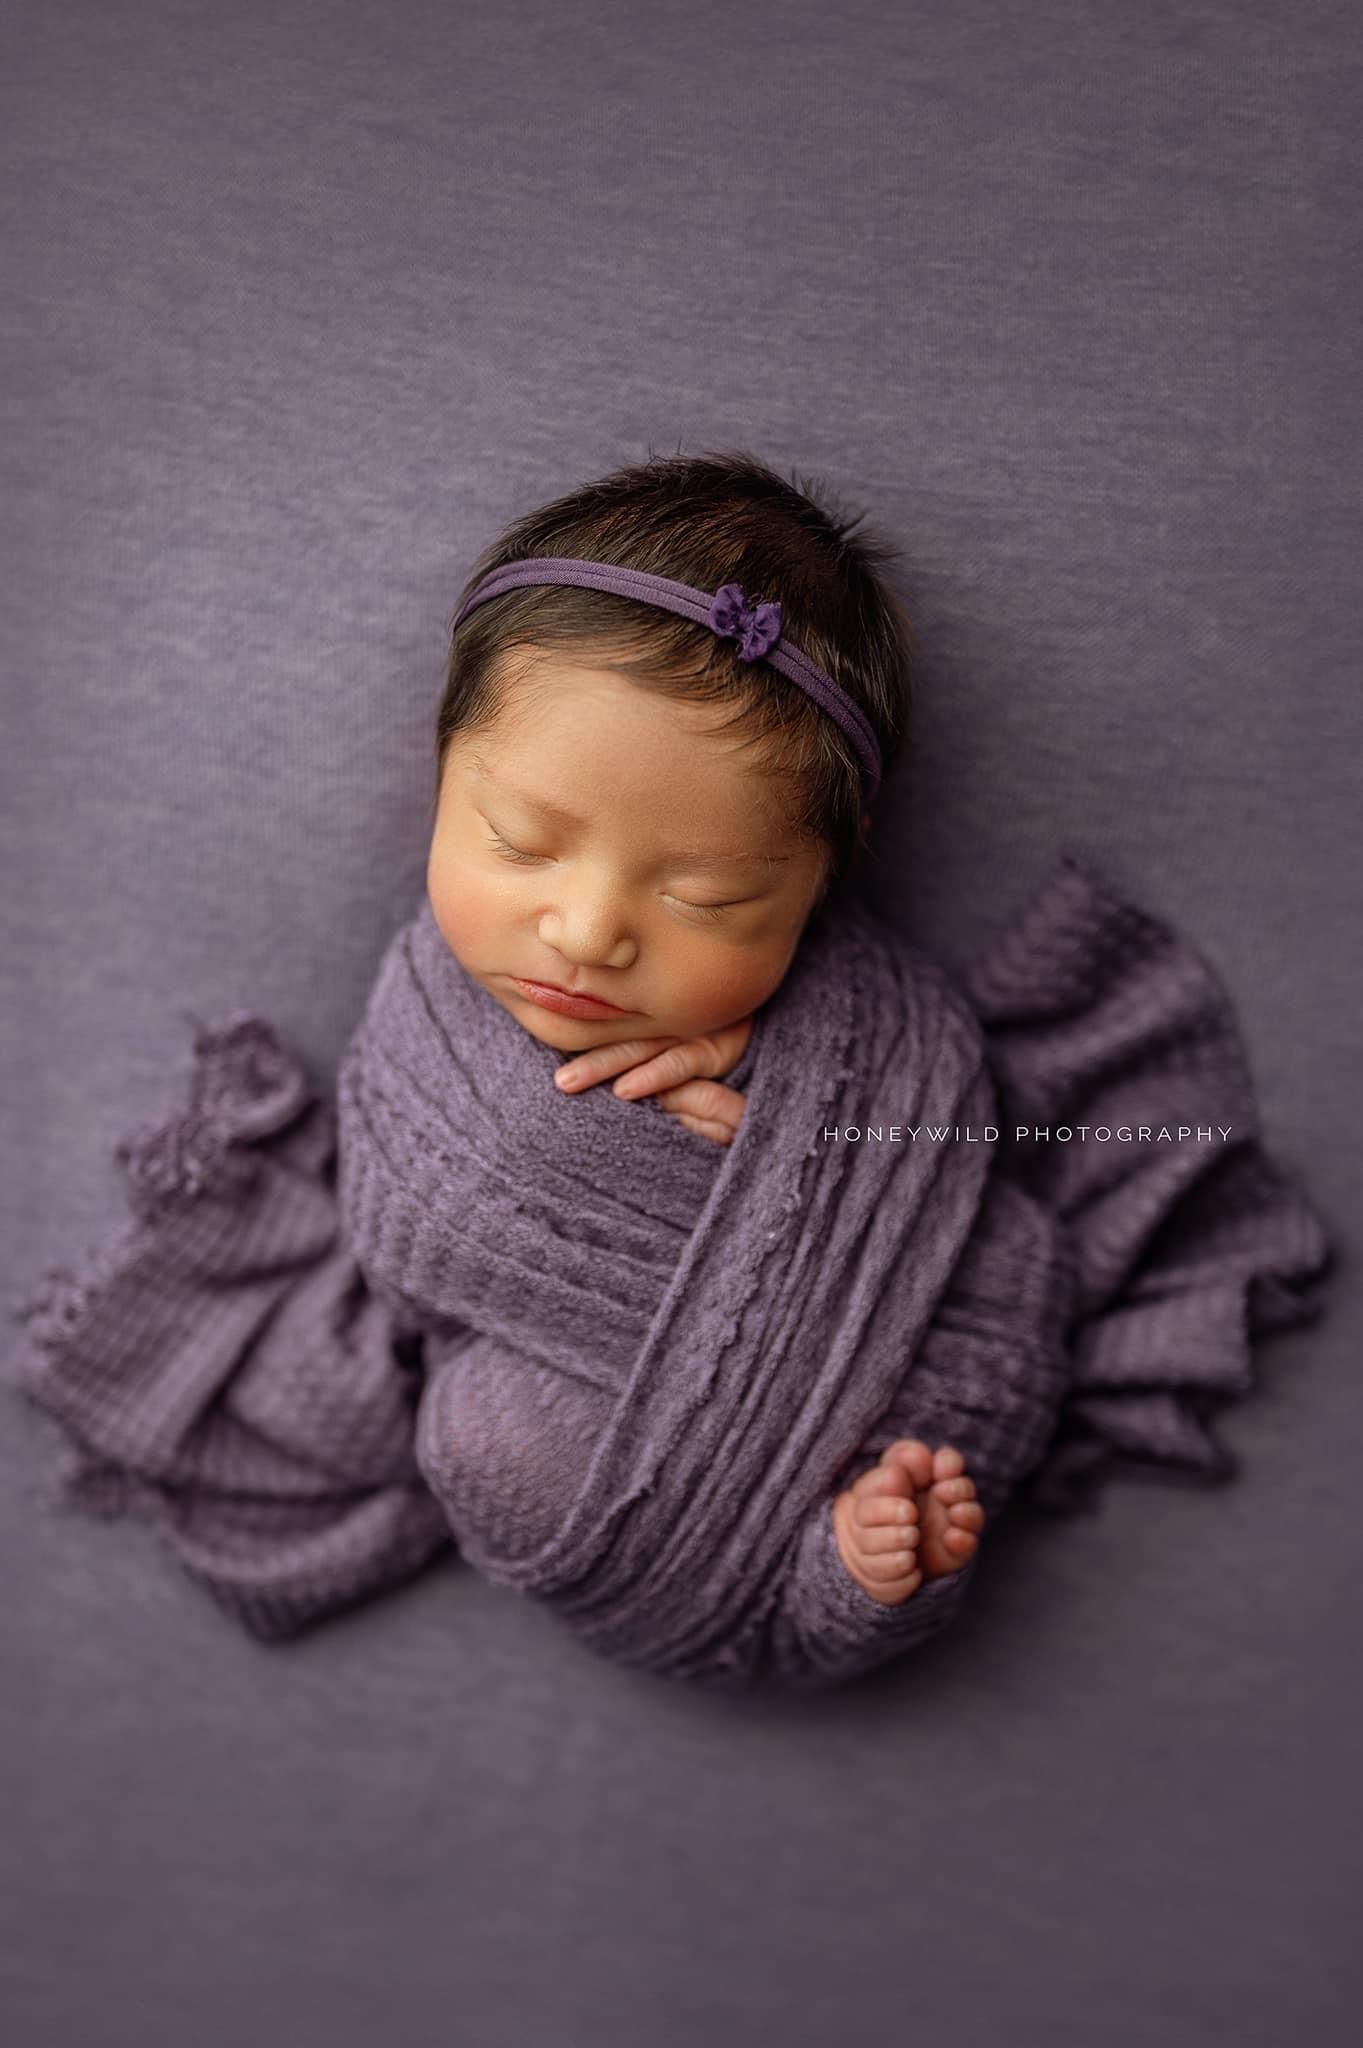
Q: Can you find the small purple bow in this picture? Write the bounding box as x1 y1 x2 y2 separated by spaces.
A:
708 582 783 662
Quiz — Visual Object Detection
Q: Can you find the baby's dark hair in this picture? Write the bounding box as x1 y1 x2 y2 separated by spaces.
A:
432 447 915 900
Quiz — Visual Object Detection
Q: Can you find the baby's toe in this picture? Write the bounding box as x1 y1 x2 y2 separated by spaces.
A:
882 1438 935 1490
931 1475 976 1506
948 1501 985 1531
932 1445 966 1481
854 1477 916 1527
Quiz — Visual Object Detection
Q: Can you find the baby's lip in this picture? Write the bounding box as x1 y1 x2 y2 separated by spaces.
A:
508 975 634 1017
530 976 623 1007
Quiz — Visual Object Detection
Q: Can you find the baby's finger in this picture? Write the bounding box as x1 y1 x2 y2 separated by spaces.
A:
661 1091 746 1152
665 1089 743 1143
617 1019 754 1099
612 1044 709 1099
656 1076 742 1116
554 1037 682 1092
671 1111 734 1147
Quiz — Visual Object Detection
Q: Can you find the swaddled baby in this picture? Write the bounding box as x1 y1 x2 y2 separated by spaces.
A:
12 446 1330 1685
421 456 981 1612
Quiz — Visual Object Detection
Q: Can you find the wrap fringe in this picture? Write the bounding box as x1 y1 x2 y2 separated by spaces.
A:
964 850 1333 1516
8 1012 451 1639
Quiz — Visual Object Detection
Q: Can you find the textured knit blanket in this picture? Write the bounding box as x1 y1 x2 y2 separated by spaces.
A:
8 850 1332 1692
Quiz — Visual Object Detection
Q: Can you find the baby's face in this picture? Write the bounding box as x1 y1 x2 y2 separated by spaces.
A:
426 651 831 1054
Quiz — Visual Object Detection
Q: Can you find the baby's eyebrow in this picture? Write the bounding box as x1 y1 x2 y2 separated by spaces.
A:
470 760 791 871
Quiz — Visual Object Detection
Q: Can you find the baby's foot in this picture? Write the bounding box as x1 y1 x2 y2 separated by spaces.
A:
831 1458 923 1607
879 1439 985 1579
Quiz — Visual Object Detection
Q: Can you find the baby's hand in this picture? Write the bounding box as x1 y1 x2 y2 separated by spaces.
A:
553 1016 752 1147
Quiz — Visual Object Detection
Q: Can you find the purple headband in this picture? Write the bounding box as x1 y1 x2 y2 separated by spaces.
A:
449 554 882 804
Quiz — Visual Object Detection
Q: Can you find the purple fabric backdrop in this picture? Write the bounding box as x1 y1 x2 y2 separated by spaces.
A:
3 2 1357 2044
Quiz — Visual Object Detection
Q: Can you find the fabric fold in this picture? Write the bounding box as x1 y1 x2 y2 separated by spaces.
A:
6 849 1333 1686
958 850 1330 1513
10 1016 451 1640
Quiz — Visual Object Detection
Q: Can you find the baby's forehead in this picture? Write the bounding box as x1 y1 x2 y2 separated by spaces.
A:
463 654 812 845
473 753 798 869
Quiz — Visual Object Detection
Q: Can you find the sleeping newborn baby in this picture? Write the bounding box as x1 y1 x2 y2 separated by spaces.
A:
424 638 985 1612
16 452 1327 1680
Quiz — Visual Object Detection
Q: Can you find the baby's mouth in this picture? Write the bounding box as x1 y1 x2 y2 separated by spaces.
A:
506 975 635 1020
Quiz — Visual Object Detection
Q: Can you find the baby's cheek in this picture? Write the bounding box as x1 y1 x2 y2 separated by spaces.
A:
677 934 793 1034
661 961 765 1042
427 863 500 973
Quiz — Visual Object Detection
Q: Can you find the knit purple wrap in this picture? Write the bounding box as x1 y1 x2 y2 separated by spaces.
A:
8 851 1332 1692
